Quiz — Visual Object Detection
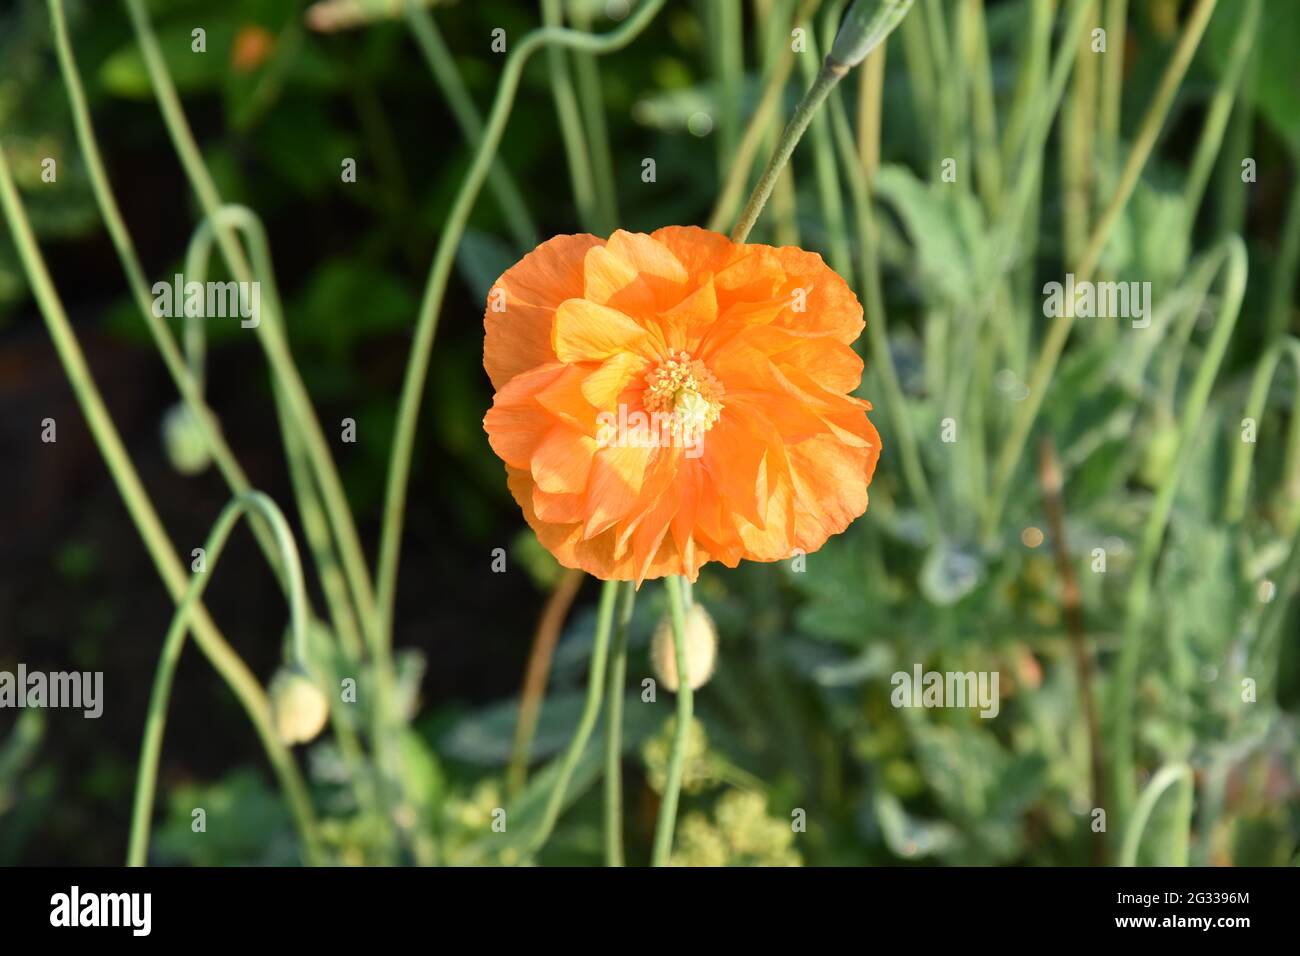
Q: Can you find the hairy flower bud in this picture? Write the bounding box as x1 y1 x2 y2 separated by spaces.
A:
651 603 718 692
160 402 217 476
829 0 915 70
269 667 329 745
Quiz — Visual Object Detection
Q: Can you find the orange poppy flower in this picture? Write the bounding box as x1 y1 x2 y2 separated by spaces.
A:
482 226 881 584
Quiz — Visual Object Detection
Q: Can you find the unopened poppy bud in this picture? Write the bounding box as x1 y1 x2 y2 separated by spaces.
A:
651 603 718 692
829 0 915 70
269 667 329 745
161 402 217 476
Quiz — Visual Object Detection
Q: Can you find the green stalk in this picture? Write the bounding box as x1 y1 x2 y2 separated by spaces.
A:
731 0 916 241
798 31 852 275
0 143 321 866
528 579 620 856
404 0 538 249
1265 176 1300 343
1109 236 1246 829
183 205 365 663
963 0 1002 217
1224 338 1300 524
47 0 288 592
1181 0 1261 234
651 575 694 866
712 0 745 175
1119 763 1193 867
568 2 621 232
541 0 603 233
374 0 667 638
128 491 310 866
708 0 816 234
603 582 637 867
984 0 1219 540
1098 0 1127 174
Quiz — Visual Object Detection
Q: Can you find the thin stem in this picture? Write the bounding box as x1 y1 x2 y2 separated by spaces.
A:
183 204 365 663
1098 0 1127 173
1265 174 1300 343
47 0 288 593
128 491 311 866
0 142 321 866
707 0 818 234
541 0 603 233
404 0 538 249
507 567 584 798
731 59 845 243
568 2 621 232
122 0 383 664
651 575 694 866
1181 0 1260 234
603 582 637 867
374 0 667 639
527 579 620 856
1109 236 1246 830
1119 763 1193 867
1224 338 1300 524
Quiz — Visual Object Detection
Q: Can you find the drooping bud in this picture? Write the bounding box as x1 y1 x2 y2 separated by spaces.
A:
651 603 718 692
829 0 916 70
160 402 217 476
269 667 329 745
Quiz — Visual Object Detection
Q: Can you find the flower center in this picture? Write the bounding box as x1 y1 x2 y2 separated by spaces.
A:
643 350 724 441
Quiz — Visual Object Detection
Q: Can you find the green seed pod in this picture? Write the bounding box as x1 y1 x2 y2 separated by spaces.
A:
269 667 330 745
160 402 217 476
651 603 718 692
829 0 916 70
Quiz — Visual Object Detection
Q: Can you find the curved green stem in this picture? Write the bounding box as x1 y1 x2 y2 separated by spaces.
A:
122 0 382 663
1119 763 1194 867
403 0 538 249
1225 337 1300 524
651 575 694 866
527 579 620 856
541 0 602 233
1109 236 1246 829
0 142 321 868
47 0 288 592
374 0 667 639
730 59 845 243
603 582 636 867
183 205 366 664
127 491 312 866
1181 0 1260 233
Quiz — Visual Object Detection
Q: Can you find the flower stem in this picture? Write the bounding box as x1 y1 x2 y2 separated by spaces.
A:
403 0 538 249
374 0 666 640
651 575 694 866
603 582 637 867
128 491 311 866
46 0 289 594
527 579 620 856
730 59 845 243
0 143 321 866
